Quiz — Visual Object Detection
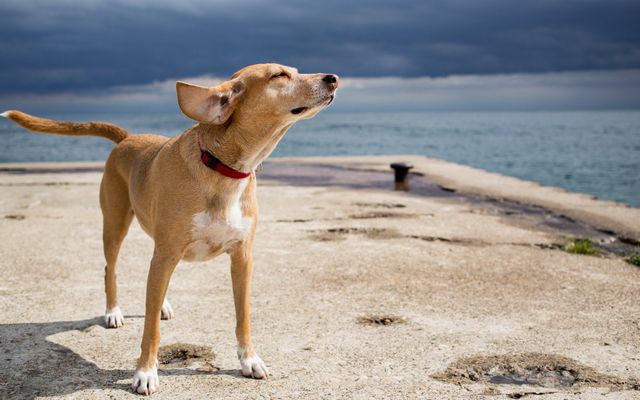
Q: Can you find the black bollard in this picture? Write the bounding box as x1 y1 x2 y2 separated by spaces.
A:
390 162 414 191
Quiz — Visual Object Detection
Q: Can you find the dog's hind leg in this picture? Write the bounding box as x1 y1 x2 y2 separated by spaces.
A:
100 168 134 328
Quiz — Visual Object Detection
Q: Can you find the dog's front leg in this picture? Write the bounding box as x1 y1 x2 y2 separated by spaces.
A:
230 247 269 379
132 248 180 395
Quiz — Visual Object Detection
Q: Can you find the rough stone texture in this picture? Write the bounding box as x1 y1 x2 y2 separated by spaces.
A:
0 157 639 399
431 352 638 390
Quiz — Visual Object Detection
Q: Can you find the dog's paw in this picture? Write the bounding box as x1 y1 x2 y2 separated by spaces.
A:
104 306 124 328
238 348 269 379
161 299 174 320
132 365 159 395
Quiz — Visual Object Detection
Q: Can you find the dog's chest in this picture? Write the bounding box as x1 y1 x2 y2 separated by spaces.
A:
184 184 252 261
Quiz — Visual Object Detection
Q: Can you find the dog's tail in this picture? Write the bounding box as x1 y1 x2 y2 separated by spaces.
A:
1 110 129 144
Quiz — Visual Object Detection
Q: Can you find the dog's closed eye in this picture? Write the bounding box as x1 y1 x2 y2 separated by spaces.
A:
271 72 290 79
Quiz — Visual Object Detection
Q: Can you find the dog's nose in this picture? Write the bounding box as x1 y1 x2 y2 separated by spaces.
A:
322 74 339 90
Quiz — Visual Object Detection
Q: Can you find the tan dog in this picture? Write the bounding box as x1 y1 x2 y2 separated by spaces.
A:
2 63 339 395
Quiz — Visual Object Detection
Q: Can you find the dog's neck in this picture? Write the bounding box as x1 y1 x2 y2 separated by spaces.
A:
195 119 293 173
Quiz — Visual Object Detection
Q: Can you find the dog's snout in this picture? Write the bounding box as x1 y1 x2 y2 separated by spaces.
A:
322 74 339 90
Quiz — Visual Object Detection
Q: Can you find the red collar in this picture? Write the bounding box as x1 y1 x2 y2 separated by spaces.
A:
196 130 251 179
200 149 252 179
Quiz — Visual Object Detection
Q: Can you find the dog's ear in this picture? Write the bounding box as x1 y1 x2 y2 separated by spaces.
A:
176 79 245 124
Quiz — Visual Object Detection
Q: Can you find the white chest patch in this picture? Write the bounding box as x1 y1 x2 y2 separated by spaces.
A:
186 181 253 261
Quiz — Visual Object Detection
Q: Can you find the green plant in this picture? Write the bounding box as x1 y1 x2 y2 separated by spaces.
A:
565 238 599 256
626 253 640 266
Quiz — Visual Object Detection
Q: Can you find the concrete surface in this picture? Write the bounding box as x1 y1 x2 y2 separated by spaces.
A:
0 156 638 399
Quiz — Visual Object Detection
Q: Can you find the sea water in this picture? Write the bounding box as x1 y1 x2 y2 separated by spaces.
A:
1 110 638 207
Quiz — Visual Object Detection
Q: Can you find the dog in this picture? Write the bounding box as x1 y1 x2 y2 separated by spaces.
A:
2 63 339 395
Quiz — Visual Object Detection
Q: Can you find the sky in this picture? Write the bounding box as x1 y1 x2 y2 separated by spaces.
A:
1 0 640 112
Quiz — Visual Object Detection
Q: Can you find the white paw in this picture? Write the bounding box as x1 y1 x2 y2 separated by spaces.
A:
132 365 159 395
104 306 124 328
161 298 174 320
238 348 269 379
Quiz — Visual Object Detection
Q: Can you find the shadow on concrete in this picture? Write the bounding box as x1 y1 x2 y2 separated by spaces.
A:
0 317 237 399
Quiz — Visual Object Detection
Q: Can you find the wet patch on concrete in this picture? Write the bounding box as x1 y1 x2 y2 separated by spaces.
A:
276 218 313 223
309 227 403 241
357 314 406 326
309 231 347 241
618 236 640 246
157 343 217 371
310 228 567 251
349 211 421 219
260 162 639 257
407 234 565 250
352 202 407 209
438 185 457 193
407 234 457 243
432 353 639 391
4 214 26 220
532 243 564 250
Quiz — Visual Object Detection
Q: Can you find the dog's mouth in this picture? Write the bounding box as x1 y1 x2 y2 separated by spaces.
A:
290 95 335 115
327 94 335 105
291 106 307 115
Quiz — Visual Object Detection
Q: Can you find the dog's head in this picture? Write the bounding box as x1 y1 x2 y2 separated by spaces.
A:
176 63 339 127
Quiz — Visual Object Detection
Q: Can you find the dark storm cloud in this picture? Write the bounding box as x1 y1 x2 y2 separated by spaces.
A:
0 0 639 94
6 69 639 114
